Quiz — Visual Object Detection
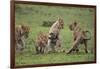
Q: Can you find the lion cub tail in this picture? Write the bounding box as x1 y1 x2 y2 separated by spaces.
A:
82 30 91 40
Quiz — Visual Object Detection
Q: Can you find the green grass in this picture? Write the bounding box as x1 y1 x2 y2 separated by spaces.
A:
15 4 95 66
16 52 94 66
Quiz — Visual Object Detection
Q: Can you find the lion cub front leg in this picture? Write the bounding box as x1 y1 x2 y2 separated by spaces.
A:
67 36 80 54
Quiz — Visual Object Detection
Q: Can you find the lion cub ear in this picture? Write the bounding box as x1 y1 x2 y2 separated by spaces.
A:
57 17 60 21
58 17 64 25
21 25 25 29
74 21 77 26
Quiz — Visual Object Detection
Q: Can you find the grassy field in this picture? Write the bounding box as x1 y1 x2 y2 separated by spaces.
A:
15 4 95 66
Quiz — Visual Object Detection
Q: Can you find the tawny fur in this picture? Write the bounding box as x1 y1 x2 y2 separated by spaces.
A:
15 25 30 52
67 22 91 54
47 17 64 53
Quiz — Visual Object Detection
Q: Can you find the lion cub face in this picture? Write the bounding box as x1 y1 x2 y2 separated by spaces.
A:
36 32 48 47
69 22 77 31
21 25 30 38
58 18 64 29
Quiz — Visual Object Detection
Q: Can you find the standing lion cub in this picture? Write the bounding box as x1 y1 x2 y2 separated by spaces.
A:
67 22 91 54
15 25 30 52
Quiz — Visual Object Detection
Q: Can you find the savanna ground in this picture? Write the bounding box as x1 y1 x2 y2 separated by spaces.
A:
15 3 95 66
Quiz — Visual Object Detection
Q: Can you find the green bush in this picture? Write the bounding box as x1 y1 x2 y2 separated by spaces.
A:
42 20 55 27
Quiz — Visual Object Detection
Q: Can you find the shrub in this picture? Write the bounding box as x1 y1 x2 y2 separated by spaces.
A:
42 20 55 27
